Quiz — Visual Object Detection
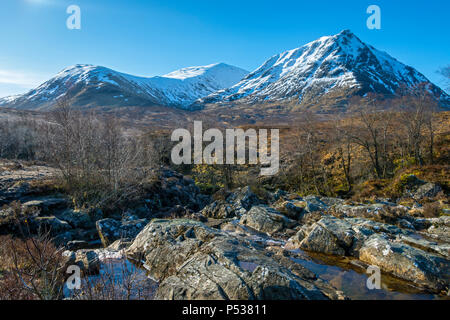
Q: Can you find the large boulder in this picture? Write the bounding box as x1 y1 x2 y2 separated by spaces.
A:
423 216 450 242
226 186 260 211
63 249 100 275
413 182 443 200
239 205 297 235
294 216 412 257
96 218 148 247
31 216 72 234
273 200 305 220
303 196 329 212
21 197 69 214
200 200 239 219
200 186 261 220
333 203 414 229
397 234 450 259
126 219 343 300
298 216 356 256
56 209 95 229
140 168 210 217
359 234 450 292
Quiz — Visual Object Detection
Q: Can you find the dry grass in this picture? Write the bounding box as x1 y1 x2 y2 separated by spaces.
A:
0 232 65 300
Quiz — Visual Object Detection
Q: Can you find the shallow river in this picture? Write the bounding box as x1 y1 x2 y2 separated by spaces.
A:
290 250 447 300
65 251 448 300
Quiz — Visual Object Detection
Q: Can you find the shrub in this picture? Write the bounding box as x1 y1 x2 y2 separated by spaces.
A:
422 202 442 218
0 232 65 300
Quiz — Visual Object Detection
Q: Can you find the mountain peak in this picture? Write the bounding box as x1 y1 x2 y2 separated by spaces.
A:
0 62 249 110
336 29 355 37
163 62 247 81
59 64 99 73
200 31 449 110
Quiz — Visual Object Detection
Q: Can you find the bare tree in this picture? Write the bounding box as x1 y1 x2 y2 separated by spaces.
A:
346 95 392 179
437 65 450 91
332 117 354 192
396 84 438 165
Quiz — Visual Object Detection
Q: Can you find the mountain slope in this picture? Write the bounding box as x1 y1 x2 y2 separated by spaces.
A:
0 63 248 110
199 30 449 110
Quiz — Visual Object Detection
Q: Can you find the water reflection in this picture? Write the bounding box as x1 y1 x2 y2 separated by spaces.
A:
289 250 447 300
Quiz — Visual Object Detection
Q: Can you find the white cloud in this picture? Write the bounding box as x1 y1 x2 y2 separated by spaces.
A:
0 69 49 98
0 69 47 87
25 0 57 5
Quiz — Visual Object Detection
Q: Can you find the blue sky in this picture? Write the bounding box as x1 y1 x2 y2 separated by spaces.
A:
0 0 448 97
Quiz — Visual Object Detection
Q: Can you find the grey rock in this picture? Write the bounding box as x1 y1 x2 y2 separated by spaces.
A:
56 209 94 229
107 239 133 251
397 235 450 258
273 200 305 220
296 216 413 257
31 216 72 233
63 249 100 275
200 200 237 219
359 234 450 292
96 218 148 247
22 197 69 215
226 186 260 211
239 205 297 235
413 183 443 200
126 219 342 300
66 240 89 251
303 196 328 212
299 216 354 256
423 216 450 242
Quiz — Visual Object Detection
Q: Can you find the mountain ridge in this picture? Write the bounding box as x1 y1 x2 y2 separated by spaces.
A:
0 63 249 110
1 30 448 112
197 30 449 110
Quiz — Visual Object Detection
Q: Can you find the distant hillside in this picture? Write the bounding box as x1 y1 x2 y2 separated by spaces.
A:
0 63 248 111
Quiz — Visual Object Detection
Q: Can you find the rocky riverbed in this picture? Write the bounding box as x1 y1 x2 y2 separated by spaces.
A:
1 161 449 300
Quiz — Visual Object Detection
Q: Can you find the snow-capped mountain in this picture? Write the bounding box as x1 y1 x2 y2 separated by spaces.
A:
1 30 448 112
0 63 248 110
198 30 449 109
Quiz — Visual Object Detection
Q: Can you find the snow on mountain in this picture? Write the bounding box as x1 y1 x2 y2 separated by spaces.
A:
199 30 449 109
0 63 248 110
1 30 448 112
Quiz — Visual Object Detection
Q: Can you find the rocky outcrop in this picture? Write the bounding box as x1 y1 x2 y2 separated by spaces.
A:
200 186 260 219
2 161 449 299
30 216 72 234
293 215 418 257
126 219 344 300
273 200 305 220
332 202 412 227
359 234 450 292
413 183 443 200
226 186 260 211
21 197 69 215
397 234 450 258
96 218 148 247
63 249 100 275
200 200 238 219
56 209 96 229
288 214 449 293
150 169 210 213
298 216 355 256
239 205 297 235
